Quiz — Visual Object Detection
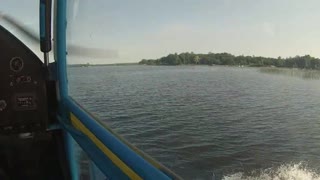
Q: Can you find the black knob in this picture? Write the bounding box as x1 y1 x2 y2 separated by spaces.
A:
0 100 7 111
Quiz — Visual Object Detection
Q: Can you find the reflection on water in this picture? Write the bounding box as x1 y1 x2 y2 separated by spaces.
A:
260 67 320 80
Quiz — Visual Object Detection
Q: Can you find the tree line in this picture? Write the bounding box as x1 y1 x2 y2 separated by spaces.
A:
139 52 320 69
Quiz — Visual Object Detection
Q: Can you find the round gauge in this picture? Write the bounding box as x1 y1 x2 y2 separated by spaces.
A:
10 57 24 72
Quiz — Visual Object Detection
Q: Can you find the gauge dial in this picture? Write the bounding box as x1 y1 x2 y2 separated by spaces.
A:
10 57 24 72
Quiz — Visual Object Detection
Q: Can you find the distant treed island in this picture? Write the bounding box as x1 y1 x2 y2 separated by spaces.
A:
139 52 320 70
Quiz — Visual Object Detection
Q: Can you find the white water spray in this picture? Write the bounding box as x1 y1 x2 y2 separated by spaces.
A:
223 163 320 180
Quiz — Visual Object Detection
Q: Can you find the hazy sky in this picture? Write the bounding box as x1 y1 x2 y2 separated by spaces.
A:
1 0 320 64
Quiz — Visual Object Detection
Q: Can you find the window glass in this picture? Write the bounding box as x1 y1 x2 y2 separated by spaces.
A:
67 1 320 179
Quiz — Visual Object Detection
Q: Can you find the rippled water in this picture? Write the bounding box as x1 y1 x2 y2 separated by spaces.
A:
68 65 320 179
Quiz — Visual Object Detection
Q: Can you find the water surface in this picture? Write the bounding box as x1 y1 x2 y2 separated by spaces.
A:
69 66 320 179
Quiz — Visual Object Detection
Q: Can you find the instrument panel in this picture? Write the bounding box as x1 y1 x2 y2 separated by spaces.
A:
0 25 48 134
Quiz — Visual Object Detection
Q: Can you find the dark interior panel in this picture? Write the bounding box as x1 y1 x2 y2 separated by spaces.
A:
0 25 70 179
0 25 48 134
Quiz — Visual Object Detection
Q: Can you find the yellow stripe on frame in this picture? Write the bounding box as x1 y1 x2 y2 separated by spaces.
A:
70 113 143 180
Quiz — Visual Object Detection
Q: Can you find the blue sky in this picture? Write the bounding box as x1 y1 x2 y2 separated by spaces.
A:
1 0 320 64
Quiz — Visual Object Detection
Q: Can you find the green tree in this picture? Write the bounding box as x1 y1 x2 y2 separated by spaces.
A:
193 55 200 64
139 52 320 69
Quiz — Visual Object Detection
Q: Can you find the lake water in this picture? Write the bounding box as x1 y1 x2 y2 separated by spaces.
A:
68 66 320 179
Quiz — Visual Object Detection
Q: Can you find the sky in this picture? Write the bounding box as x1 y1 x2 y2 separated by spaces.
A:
1 0 320 64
